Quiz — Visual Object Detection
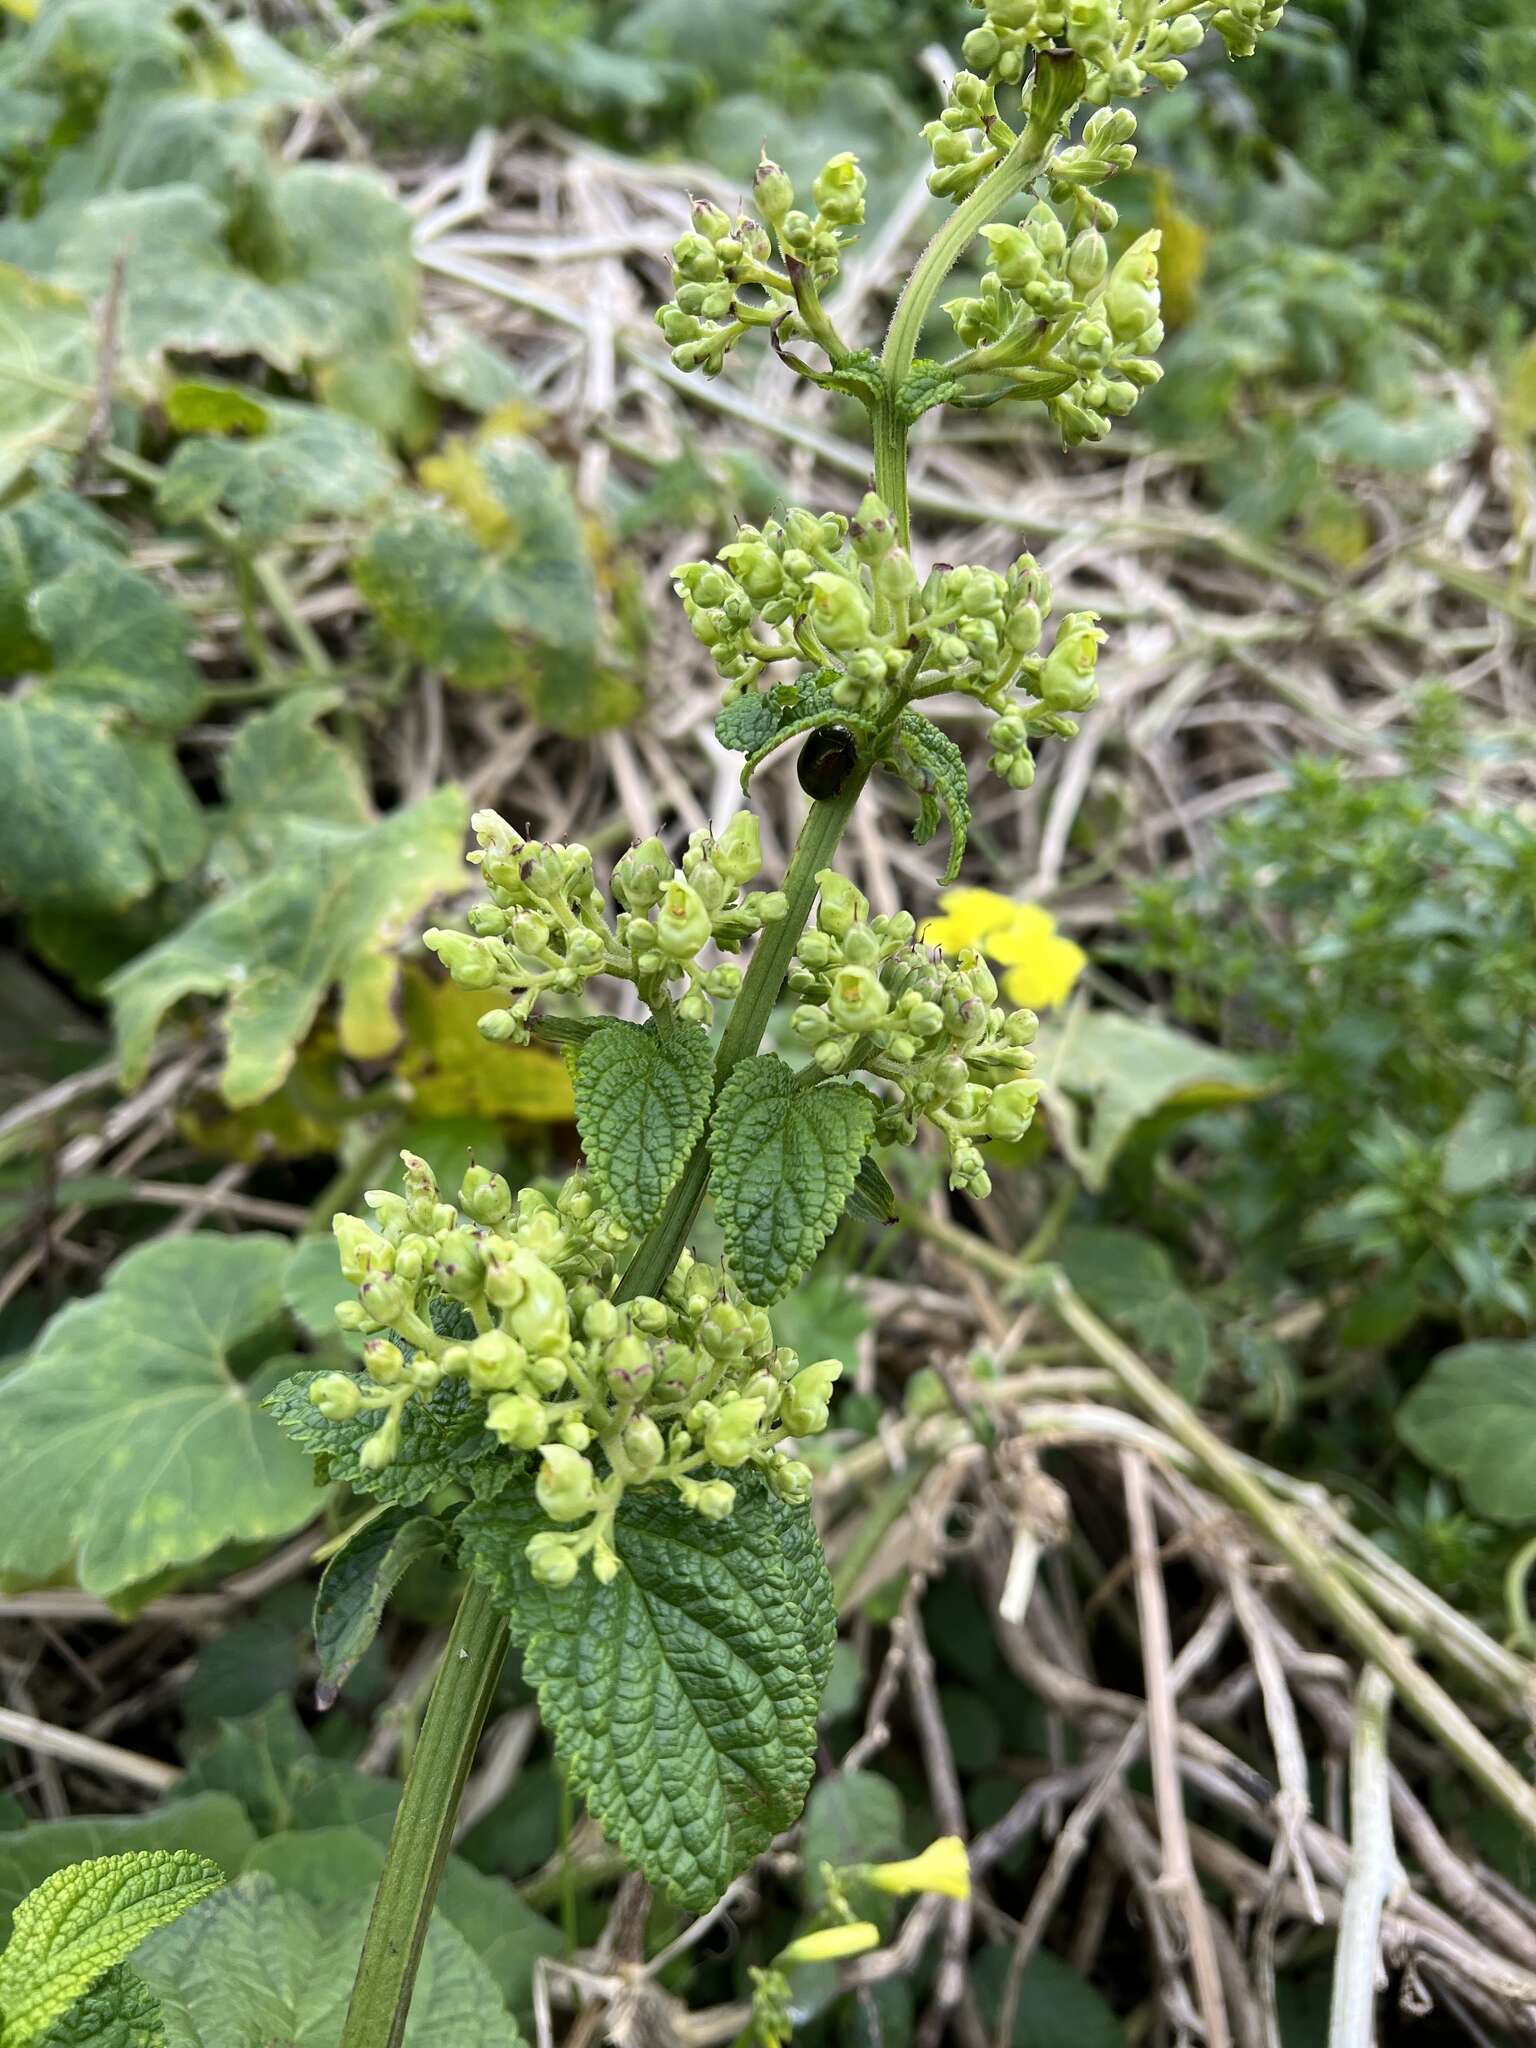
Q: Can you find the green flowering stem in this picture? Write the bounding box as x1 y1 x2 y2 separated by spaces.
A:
341 769 870 2039
338 1578 508 2048
875 119 1056 546
619 767 869 1303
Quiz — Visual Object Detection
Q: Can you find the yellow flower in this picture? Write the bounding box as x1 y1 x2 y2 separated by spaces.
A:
775 1921 881 1967
921 890 1086 1012
864 1835 971 1901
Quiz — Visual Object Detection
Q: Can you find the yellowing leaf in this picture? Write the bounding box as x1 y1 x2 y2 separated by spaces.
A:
1299 488 1372 569
1152 176 1207 330
0 1235 315 1599
107 786 467 1106
399 971 574 1125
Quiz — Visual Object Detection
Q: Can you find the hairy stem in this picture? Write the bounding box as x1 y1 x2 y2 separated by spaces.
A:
338 1579 509 2048
876 123 1052 547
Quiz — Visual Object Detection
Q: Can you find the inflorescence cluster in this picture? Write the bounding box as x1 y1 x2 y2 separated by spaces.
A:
310 1151 841 1585
673 492 1102 791
789 872 1040 1199
424 807 786 1040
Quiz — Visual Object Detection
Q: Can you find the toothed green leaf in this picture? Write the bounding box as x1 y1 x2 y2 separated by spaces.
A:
893 712 972 884
264 1369 509 1511
34 1966 163 2048
0 1852 222 2048
456 1471 832 1912
708 1056 874 1305
313 1508 446 1708
574 1019 715 1232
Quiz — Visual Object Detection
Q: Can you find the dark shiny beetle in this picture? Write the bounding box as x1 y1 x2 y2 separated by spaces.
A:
798 724 858 799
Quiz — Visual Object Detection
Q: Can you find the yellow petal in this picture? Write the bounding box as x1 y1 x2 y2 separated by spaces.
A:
975 902 1057 968
920 886 1019 956
865 1836 971 1901
776 1922 881 1967
1002 931 1086 1011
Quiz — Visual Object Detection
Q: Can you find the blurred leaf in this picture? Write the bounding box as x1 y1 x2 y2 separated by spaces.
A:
0 266 93 493
1299 487 1372 567
1039 1007 1270 1192
171 1702 396 1842
0 1235 315 1599
108 785 467 1105
1313 395 1475 473
399 972 574 1126
161 383 270 436
0 168 415 380
30 562 205 730
770 1261 870 1378
800 1772 905 1906
136 1875 524 2047
1442 1089 1536 1195
354 436 638 733
1058 1226 1212 1400
157 401 397 543
211 690 371 885
1152 177 1207 329
245 1828 560 2021
412 317 526 417
974 1943 1125 2046
0 486 122 676
0 698 203 915
1398 1341 1536 1522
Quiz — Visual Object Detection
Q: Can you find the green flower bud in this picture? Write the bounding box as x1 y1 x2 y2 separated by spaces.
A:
358 1410 401 1474
986 1077 1042 1140
334 1302 372 1335
850 492 895 560
423 927 501 991
1039 610 1106 711
583 1300 622 1343
467 1329 527 1394
334 1213 391 1284
816 869 869 939
526 1531 580 1588
1067 227 1109 292
712 810 763 885
614 836 674 911
1104 230 1161 344
478 1008 524 1045
310 1372 364 1422
699 1299 749 1361
812 151 866 227
771 1456 814 1503
683 1477 737 1520
558 1418 593 1451
806 572 873 654
432 1229 486 1303
753 154 794 228
828 964 890 1032
656 878 712 960
363 1339 406 1387
623 1413 666 1476
487 1392 548 1450
980 223 1045 291
458 1165 512 1227
357 1271 412 1329
536 1444 598 1523
783 1358 842 1436
703 1395 767 1468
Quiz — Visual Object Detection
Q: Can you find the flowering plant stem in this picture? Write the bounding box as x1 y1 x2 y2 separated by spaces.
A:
336 103 1088 2034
